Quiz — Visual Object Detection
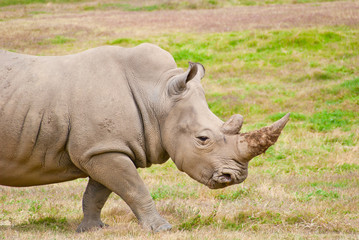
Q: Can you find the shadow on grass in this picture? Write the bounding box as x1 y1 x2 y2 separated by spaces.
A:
4 216 77 233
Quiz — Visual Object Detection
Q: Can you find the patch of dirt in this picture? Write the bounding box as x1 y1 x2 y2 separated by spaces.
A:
99 1 359 32
3 1 358 32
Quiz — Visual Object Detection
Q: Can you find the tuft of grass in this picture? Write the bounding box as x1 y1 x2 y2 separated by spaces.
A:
325 78 359 106
150 184 198 200
18 216 68 231
28 200 43 214
223 210 285 230
215 188 250 200
296 188 340 202
108 38 149 46
50 35 75 45
0 0 87 7
172 48 214 64
308 180 350 189
178 209 217 230
312 70 335 80
93 3 164 12
38 35 75 45
335 163 359 173
340 78 359 92
324 133 358 147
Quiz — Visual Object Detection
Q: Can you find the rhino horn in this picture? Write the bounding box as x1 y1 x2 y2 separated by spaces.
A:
221 114 244 134
237 113 290 161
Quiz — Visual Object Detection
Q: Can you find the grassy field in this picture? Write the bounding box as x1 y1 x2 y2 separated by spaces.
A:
0 0 358 239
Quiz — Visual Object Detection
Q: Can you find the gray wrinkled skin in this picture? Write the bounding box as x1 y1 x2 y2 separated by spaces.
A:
0 44 289 232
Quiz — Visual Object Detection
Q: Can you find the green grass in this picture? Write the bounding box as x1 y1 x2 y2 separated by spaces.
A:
110 27 359 128
178 209 217 230
49 35 75 45
326 78 359 105
296 188 340 202
85 3 165 11
38 35 76 46
108 27 358 81
309 110 358 132
335 163 359 173
108 38 148 46
215 188 250 200
21 216 68 231
222 210 315 230
150 184 198 200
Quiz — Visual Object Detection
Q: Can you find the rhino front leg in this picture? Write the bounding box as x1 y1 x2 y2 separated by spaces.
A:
81 153 172 232
77 178 112 232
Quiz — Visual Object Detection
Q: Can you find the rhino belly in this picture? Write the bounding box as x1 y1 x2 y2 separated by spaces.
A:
0 103 87 186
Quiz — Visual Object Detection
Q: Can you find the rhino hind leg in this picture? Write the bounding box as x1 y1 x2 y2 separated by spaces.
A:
76 178 112 233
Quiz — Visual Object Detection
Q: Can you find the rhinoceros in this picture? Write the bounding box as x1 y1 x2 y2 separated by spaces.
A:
0 43 289 232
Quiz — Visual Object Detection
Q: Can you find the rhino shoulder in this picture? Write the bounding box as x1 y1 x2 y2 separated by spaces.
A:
126 44 177 79
134 43 176 64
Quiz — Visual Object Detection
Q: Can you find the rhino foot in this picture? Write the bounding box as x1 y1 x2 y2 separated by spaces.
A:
76 220 108 233
141 217 172 232
152 222 172 232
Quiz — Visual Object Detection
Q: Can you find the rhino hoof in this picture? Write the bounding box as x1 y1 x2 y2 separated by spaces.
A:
142 217 172 232
153 222 172 232
76 220 108 233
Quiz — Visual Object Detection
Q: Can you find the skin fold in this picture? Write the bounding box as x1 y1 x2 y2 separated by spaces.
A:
0 44 289 232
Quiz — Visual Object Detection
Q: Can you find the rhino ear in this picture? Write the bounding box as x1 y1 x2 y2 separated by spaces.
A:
168 62 205 95
188 62 205 80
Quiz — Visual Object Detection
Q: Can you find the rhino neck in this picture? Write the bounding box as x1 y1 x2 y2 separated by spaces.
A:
126 70 170 167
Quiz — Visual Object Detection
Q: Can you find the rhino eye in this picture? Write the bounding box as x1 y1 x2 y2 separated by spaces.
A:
197 136 209 143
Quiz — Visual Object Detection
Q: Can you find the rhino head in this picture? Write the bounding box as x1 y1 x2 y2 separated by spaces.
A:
161 62 289 189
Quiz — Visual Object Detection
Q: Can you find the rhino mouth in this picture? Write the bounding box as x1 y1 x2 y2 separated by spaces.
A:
207 162 248 189
217 173 232 183
208 172 234 189
208 172 247 189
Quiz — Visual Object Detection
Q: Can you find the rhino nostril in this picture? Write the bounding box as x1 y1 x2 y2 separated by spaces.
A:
219 173 232 183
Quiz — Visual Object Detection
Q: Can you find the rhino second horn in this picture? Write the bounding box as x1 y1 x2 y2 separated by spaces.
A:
221 114 244 134
237 113 290 160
